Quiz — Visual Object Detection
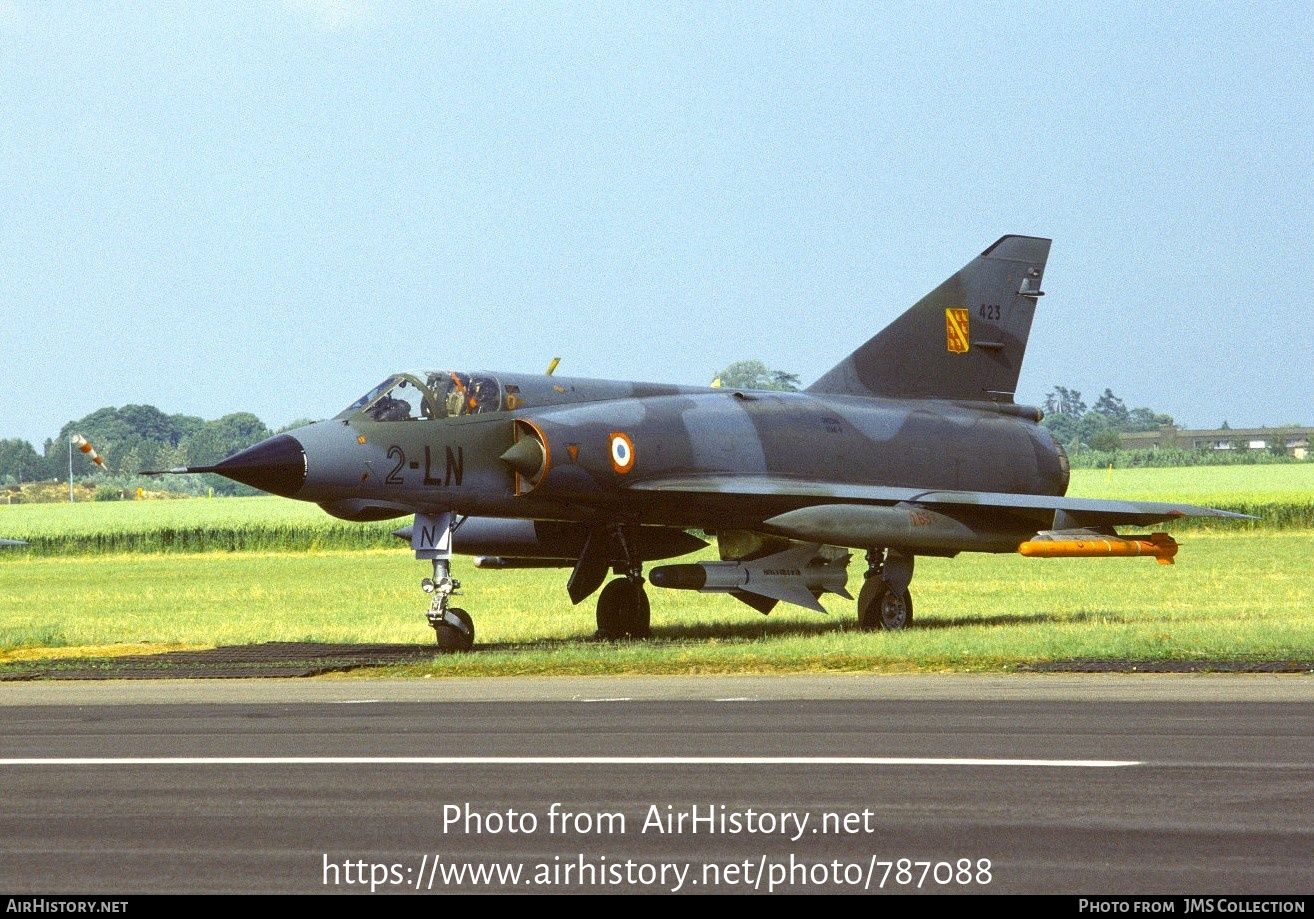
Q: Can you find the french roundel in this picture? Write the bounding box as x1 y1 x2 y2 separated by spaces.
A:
609 432 636 474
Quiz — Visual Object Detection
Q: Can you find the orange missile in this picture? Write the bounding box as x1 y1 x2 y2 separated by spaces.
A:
1018 532 1178 565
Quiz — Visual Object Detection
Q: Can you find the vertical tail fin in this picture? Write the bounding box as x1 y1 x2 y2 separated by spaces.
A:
806 235 1051 402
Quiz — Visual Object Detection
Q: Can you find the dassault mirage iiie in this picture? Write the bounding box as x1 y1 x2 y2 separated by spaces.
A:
155 235 1246 650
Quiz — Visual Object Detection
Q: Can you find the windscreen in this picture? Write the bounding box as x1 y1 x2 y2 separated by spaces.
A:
343 372 503 421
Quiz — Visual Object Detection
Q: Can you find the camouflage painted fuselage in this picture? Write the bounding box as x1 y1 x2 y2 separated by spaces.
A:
289 371 1068 547
170 235 1247 634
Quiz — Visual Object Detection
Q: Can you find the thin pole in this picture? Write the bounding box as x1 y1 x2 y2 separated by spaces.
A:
68 437 74 503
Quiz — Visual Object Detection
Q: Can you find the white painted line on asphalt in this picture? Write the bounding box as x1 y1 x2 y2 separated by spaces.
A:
0 756 1141 767
577 697 633 702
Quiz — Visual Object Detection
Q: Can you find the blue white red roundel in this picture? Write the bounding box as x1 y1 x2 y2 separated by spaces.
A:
609 432 635 474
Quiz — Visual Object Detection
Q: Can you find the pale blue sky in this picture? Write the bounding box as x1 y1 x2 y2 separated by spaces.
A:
2 1 1310 447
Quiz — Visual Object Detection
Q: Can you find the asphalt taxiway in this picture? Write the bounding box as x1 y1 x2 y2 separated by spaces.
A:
1 674 1311 895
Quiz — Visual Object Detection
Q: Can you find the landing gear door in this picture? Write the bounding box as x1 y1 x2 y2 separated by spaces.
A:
411 511 453 560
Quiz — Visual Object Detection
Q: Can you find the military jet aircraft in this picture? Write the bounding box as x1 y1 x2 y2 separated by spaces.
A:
153 235 1246 650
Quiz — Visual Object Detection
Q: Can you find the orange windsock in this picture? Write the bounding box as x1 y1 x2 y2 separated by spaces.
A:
71 434 106 471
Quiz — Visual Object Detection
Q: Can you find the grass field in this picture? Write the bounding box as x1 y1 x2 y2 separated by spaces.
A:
1 464 1309 674
1 463 1311 555
1068 462 1314 501
1067 464 1314 530
0 496 397 554
1 532 1309 674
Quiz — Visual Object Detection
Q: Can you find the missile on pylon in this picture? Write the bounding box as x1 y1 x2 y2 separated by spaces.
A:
649 542 852 613
1018 531 1178 565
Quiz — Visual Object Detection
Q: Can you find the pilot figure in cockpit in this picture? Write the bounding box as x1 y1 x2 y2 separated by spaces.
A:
470 377 498 413
444 377 466 416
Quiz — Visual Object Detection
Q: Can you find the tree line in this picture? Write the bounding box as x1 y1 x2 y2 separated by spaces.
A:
0 370 1300 495
0 405 314 496
1039 386 1173 452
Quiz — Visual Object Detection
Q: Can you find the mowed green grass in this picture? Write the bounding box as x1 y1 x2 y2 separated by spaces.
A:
1 463 1309 673
2 531 1309 674
0 464 1309 535
0 462 1309 546
0 496 396 554
1066 464 1314 530
1068 463 1314 502
0 495 327 535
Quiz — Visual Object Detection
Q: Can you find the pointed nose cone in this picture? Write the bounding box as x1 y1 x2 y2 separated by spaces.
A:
212 434 307 498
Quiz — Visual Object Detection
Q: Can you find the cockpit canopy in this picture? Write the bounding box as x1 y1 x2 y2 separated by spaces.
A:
340 372 505 422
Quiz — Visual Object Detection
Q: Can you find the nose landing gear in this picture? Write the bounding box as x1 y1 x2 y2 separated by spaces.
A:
423 570 473 652
414 512 474 653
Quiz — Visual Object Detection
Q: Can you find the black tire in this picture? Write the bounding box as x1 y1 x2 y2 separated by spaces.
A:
596 579 650 639
595 579 627 639
856 576 883 631
625 585 652 640
857 579 913 631
435 607 475 652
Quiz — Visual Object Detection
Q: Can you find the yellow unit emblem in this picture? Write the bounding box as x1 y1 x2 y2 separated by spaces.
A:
945 308 970 353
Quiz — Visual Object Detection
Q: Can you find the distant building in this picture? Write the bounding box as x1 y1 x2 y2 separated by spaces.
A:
1119 425 1310 459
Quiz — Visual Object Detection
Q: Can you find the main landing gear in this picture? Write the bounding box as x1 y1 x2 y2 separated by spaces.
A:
595 574 651 640
563 524 652 641
857 547 914 631
594 529 651 640
415 512 475 653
